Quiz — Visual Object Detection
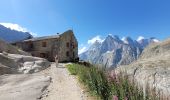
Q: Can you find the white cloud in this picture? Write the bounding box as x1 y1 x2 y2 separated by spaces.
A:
0 23 37 36
78 47 87 54
137 36 145 41
87 35 103 44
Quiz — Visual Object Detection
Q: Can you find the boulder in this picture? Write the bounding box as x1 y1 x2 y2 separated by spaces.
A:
0 53 50 74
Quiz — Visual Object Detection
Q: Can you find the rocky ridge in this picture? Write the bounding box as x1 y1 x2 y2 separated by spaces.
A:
79 35 159 68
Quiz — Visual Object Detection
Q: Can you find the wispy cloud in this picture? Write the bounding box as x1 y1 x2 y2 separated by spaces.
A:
0 23 37 36
78 46 87 54
79 35 104 55
87 35 103 44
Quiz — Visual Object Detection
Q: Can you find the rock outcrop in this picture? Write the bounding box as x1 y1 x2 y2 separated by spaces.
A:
0 53 50 74
0 39 50 74
117 38 170 97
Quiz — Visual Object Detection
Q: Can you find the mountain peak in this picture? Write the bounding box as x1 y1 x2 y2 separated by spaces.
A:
150 37 160 43
104 35 123 44
112 35 120 40
137 36 145 42
0 24 33 43
122 37 133 44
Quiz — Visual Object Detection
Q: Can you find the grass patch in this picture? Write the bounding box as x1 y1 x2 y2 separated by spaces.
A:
67 63 161 100
67 64 79 75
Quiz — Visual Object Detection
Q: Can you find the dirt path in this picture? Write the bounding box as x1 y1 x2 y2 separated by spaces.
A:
41 63 88 100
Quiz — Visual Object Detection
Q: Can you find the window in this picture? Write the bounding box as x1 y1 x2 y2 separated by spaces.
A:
71 42 74 48
42 42 47 47
66 51 69 57
30 43 33 48
66 42 69 48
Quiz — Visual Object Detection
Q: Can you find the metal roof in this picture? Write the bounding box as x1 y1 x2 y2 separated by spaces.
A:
23 34 60 42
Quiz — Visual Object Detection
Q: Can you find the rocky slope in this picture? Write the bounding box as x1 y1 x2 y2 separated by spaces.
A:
0 39 30 55
79 35 159 68
0 24 32 43
117 38 170 97
0 53 50 75
0 39 50 74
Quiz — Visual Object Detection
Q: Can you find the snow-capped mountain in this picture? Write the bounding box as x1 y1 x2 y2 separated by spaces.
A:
0 24 33 43
79 35 159 68
80 40 102 63
100 35 123 54
137 37 160 49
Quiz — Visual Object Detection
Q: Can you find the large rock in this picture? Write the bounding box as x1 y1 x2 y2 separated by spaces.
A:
0 53 50 74
0 74 51 100
117 38 170 97
0 64 12 75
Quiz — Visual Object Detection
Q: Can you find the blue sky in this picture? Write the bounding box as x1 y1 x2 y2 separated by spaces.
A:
0 0 170 53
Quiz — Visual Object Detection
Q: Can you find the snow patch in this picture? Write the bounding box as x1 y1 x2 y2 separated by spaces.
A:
152 39 160 42
137 36 145 41
88 35 104 44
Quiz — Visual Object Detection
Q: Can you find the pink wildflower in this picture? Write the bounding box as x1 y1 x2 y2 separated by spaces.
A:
112 95 118 100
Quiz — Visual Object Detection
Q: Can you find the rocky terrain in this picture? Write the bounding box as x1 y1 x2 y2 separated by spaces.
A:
0 74 51 100
79 35 159 68
0 39 50 75
0 24 33 43
0 39 30 56
0 53 50 74
0 40 88 100
0 39 51 100
0 52 52 100
116 38 170 97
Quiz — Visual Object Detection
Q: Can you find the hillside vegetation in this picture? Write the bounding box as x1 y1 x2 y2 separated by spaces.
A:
67 63 159 100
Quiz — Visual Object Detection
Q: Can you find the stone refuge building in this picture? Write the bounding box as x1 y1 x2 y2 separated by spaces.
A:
12 30 78 62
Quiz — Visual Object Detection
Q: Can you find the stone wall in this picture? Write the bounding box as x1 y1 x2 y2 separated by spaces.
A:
13 30 78 62
58 30 78 62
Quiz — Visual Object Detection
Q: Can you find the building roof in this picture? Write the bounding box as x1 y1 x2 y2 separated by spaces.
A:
23 30 73 42
24 34 60 42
